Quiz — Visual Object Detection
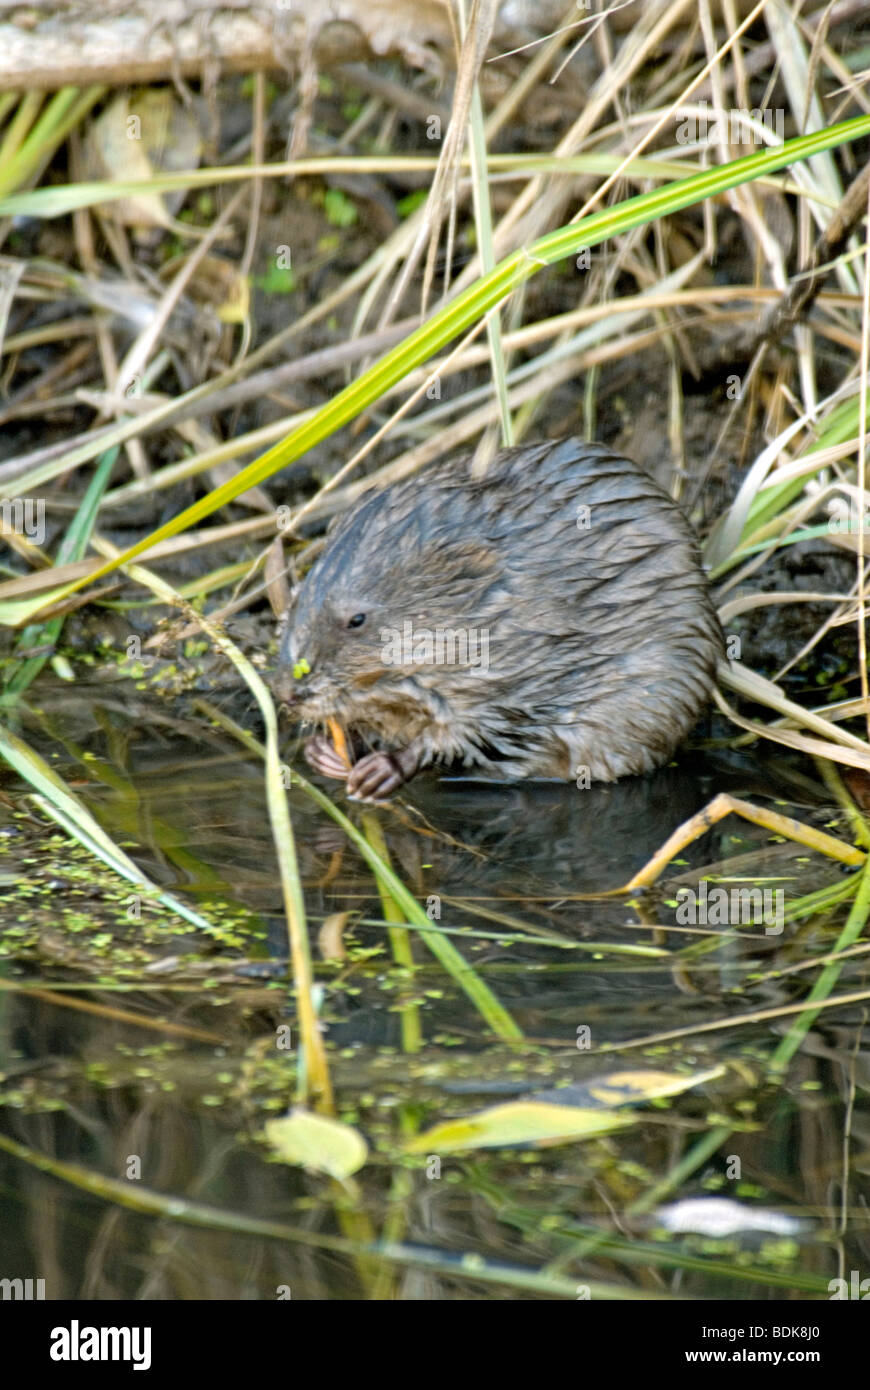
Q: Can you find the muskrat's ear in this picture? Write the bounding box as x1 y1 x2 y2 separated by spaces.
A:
407 539 502 607
429 540 500 581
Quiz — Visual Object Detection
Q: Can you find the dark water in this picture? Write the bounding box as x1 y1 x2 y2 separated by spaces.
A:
1 682 869 1300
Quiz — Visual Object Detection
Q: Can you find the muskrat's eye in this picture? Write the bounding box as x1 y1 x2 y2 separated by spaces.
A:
346 613 366 629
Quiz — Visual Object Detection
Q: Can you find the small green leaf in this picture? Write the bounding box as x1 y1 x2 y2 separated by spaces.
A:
253 264 296 295
293 657 311 680
323 188 357 228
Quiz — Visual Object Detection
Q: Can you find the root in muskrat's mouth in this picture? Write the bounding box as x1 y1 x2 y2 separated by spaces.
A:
326 717 352 770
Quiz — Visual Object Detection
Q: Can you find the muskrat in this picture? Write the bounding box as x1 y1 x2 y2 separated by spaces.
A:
274 438 723 802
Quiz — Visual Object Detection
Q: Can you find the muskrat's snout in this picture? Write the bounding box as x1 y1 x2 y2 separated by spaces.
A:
272 574 390 718
272 612 348 718
272 618 313 707
272 669 305 706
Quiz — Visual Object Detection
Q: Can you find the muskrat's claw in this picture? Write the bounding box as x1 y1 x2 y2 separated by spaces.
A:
304 734 351 781
346 751 406 803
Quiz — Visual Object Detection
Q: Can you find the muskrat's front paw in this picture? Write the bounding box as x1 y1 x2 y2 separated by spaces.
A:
346 751 405 803
304 734 350 781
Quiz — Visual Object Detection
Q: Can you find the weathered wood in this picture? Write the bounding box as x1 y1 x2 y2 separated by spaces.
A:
2 0 858 94
0 0 455 91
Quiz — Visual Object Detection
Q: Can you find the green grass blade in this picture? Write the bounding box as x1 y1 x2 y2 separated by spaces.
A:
29 113 870 608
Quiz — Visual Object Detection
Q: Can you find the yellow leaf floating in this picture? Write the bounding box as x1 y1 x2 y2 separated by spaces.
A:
406 1066 725 1155
405 1102 634 1154
264 1108 367 1178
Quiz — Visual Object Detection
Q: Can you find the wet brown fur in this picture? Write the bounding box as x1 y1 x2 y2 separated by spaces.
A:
275 438 723 786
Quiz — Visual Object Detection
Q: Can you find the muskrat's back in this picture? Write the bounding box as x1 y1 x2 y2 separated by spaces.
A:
276 438 723 799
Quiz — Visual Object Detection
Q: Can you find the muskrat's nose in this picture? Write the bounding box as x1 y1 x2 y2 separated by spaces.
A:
272 652 311 707
275 677 306 708
274 678 301 706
